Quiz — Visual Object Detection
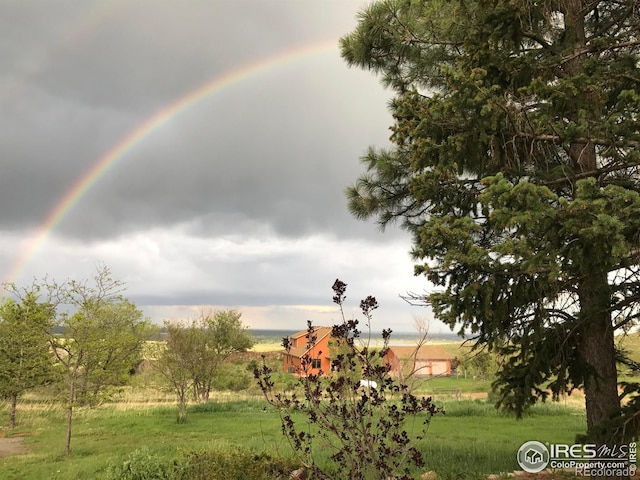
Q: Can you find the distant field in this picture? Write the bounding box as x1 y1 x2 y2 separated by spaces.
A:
251 342 283 352
618 333 640 362
250 336 468 355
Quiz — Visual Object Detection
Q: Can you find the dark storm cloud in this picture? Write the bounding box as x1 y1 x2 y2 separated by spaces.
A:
8 2 365 112
50 53 394 241
0 0 394 242
0 1 447 333
0 85 138 229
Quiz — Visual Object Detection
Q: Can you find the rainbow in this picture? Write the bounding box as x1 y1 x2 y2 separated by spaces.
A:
5 39 339 285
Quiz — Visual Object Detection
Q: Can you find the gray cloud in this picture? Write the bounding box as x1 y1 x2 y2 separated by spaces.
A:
0 1 450 334
1 1 392 240
47 53 392 241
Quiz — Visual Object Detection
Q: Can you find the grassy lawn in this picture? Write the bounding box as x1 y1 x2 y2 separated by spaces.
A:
0 338 612 479
414 375 493 394
0 398 587 480
0 400 291 480
421 402 586 478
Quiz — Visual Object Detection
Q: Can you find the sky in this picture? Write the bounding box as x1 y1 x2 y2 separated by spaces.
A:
0 1 450 335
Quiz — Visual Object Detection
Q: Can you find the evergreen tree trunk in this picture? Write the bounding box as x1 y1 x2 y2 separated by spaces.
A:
572 136 621 442
9 393 17 429
579 272 620 441
563 0 620 439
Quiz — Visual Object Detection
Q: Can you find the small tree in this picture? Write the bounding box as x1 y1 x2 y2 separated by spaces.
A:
156 309 253 423
458 351 495 381
154 322 195 424
392 314 431 389
255 279 441 480
47 266 152 455
191 309 254 402
0 290 56 428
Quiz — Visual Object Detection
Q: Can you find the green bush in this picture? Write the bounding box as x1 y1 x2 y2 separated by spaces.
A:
211 364 252 392
178 450 300 480
106 447 299 480
105 447 179 480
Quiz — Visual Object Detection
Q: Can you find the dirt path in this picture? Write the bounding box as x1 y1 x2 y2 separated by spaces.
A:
0 437 29 458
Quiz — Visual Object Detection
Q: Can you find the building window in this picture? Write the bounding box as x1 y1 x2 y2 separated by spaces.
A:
311 358 321 369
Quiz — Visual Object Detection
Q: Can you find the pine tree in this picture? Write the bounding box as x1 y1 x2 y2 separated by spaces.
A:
342 0 640 442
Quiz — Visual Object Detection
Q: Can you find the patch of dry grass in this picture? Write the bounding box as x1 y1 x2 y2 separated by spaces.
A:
250 342 283 353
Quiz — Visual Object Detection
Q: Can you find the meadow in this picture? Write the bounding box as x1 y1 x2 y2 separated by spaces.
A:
0 398 587 480
0 335 627 479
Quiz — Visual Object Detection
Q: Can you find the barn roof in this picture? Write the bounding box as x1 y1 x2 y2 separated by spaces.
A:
387 345 454 360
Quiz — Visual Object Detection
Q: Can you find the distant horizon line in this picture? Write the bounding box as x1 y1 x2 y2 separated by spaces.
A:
249 328 460 337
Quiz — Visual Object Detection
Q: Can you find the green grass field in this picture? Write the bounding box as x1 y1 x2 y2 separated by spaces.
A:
0 398 587 480
3 334 635 479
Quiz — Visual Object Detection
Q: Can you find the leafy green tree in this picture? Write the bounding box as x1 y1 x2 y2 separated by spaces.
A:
190 309 254 402
459 351 495 381
0 291 56 428
48 267 153 454
156 309 253 423
154 321 197 424
342 0 640 441
63 300 150 406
